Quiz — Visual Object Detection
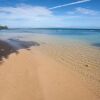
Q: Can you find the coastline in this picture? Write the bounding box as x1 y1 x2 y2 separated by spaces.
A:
0 39 100 100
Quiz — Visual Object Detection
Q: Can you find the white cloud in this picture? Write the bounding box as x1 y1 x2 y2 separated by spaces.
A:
67 7 99 16
0 5 65 27
0 5 53 19
0 4 78 27
0 4 100 28
76 7 99 15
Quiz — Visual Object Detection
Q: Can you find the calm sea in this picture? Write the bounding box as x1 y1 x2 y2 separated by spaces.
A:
0 28 100 47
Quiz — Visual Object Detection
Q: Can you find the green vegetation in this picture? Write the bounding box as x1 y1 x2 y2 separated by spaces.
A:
0 25 8 30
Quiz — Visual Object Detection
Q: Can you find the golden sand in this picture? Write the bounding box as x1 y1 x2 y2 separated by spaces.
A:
39 41 100 97
29 34 100 97
0 46 99 100
0 34 100 100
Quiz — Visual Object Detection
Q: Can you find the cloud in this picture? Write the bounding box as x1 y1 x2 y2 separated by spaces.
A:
0 4 100 28
75 7 99 15
0 5 55 27
49 0 90 10
67 7 99 16
0 5 52 19
0 5 64 27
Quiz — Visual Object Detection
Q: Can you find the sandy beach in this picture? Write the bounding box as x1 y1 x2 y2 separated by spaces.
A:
0 0 100 99
0 39 100 100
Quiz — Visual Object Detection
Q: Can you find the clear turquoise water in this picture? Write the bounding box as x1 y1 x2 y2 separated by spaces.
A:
0 28 100 47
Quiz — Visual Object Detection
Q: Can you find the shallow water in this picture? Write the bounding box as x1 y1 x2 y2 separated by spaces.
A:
0 28 100 47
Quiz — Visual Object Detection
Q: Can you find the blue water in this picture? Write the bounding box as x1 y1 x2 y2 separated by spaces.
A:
0 28 100 47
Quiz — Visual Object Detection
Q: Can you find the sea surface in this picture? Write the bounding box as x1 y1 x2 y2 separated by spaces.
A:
0 28 100 47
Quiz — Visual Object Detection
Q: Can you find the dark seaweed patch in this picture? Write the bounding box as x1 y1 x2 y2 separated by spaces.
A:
92 43 100 48
0 39 40 64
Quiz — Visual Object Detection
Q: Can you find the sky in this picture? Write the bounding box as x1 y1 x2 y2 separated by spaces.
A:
0 0 100 28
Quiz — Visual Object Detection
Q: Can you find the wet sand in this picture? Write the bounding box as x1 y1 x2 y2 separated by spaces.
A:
0 39 100 100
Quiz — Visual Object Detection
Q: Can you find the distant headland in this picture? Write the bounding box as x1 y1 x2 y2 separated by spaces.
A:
0 25 8 30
